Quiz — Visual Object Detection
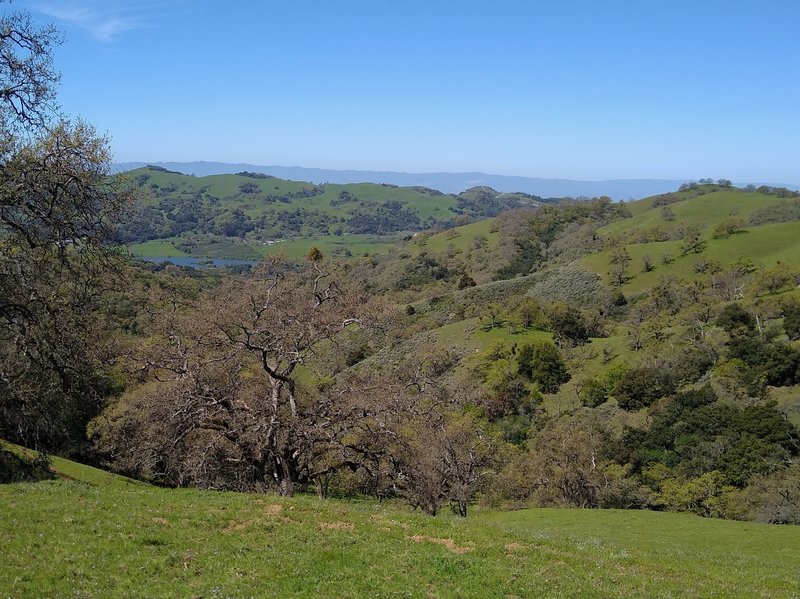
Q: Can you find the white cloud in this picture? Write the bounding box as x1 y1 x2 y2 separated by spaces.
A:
25 1 179 42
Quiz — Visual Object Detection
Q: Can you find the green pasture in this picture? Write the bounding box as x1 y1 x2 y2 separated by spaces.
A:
1 449 798 598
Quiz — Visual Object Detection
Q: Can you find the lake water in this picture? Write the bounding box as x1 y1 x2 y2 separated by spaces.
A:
137 256 259 269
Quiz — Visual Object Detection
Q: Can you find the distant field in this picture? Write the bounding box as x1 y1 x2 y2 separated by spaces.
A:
127 239 188 257
118 167 545 262
129 234 400 260
257 234 402 259
2 468 799 597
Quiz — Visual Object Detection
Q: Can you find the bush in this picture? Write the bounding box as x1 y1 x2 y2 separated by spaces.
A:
579 377 608 407
457 274 477 289
782 299 800 340
744 466 800 524
547 304 592 345
658 471 736 518
516 340 570 394
614 367 677 410
716 303 755 333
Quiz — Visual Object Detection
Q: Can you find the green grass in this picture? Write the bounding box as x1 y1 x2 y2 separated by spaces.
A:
127 168 457 222
258 234 401 259
770 384 800 426
127 239 188 258
130 234 399 261
1 441 145 488
430 317 553 353
417 218 500 254
121 167 546 262
610 187 783 227
2 475 798 597
582 221 800 294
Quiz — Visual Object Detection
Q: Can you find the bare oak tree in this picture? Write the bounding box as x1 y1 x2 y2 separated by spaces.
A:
96 257 381 495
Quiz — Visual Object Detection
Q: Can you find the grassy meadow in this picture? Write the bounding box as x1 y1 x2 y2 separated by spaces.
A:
130 233 400 261
2 455 799 598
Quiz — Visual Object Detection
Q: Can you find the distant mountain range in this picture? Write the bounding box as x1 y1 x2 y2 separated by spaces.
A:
112 161 798 200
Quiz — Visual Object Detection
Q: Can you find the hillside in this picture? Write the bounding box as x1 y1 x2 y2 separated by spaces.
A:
581 184 800 294
322 184 800 415
311 184 800 520
2 455 799 597
6 179 800 559
118 166 549 260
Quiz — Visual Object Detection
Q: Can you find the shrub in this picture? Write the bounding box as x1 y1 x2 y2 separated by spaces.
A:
744 466 800 524
614 367 677 410
546 304 592 345
716 303 755 333
783 299 800 340
579 377 608 407
516 340 570 394
238 182 260 194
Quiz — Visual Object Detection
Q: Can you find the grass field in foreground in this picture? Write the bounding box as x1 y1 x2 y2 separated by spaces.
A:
2 474 799 597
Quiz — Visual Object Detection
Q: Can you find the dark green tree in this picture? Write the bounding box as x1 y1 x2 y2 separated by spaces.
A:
614 367 677 410
516 340 570 393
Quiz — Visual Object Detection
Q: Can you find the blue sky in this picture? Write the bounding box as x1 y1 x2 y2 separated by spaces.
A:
17 0 800 183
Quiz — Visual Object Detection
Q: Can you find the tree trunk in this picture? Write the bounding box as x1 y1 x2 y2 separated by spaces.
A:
316 475 331 499
278 477 294 497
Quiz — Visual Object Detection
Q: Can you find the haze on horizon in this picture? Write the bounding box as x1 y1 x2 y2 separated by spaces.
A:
19 0 800 184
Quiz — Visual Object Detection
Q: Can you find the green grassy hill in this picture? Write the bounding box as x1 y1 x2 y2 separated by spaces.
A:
580 185 800 294
2 454 798 597
120 166 545 260
583 220 800 294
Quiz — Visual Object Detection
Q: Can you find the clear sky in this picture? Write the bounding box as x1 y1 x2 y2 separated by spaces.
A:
17 0 800 183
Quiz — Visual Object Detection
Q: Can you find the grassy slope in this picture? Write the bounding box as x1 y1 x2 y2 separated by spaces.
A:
131 168 449 216
2 441 144 488
370 187 798 416
582 221 800 294
606 188 785 235
581 187 800 294
2 476 798 598
127 239 188 258
131 233 398 260
416 218 500 254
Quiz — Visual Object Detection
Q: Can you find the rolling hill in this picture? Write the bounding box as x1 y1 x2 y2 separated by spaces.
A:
4 181 800 599
119 166 550 260
347 183 800 425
